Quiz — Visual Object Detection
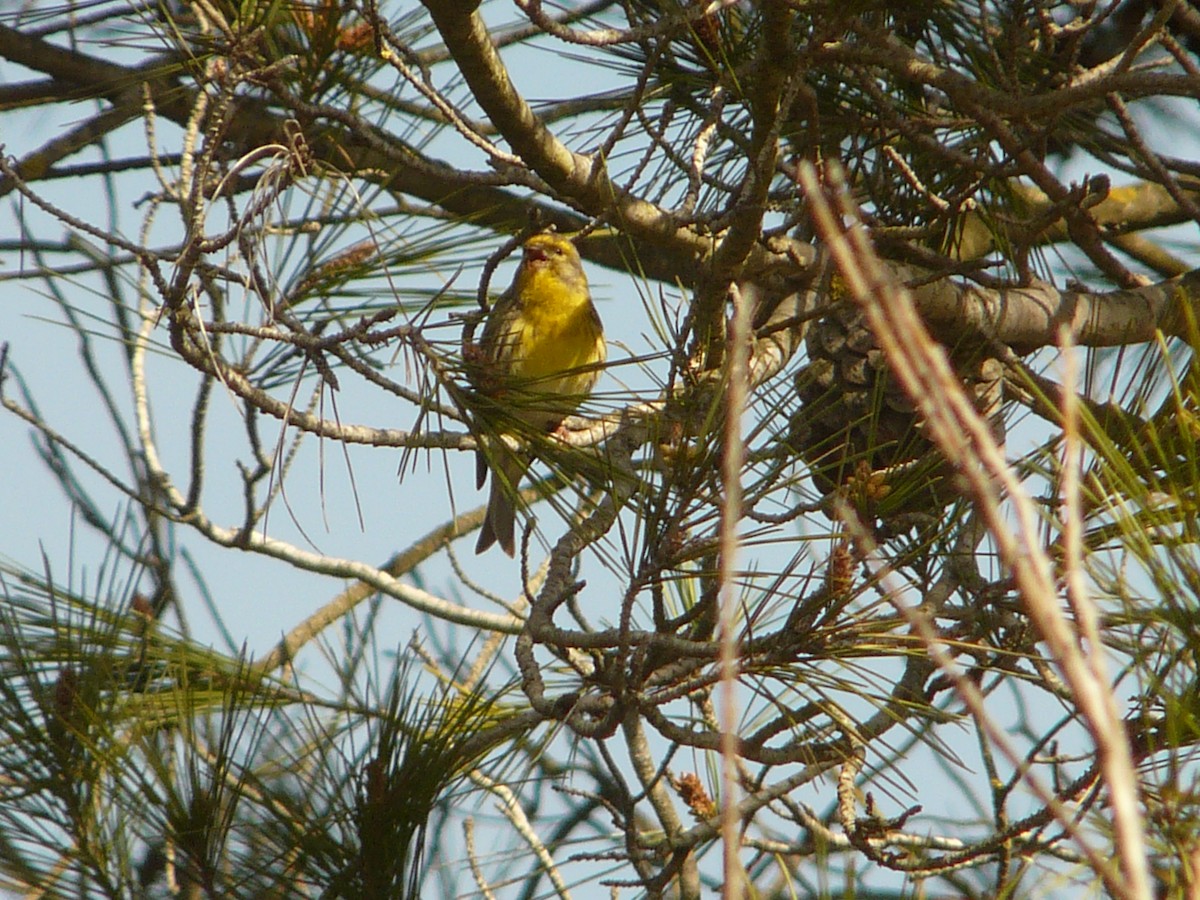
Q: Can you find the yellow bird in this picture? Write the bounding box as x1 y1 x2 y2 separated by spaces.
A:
472 233 606 556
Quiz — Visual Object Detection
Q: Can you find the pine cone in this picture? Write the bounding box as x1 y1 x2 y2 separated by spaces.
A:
790 303 1004 524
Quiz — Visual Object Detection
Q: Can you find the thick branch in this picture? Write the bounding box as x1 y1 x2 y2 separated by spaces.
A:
419 0 691 242
911 266 1200 350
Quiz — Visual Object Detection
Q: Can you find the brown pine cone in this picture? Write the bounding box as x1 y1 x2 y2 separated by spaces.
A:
790 303 1004 526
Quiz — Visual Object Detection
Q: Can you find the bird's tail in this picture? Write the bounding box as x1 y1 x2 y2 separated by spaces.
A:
476 448 528 556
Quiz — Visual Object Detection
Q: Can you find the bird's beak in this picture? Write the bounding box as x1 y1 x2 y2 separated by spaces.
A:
524 246 549 264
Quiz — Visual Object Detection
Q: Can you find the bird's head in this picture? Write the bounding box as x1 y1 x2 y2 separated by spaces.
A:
520 233 587 292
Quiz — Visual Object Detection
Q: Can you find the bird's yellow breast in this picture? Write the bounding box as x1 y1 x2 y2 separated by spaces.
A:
510 268 604 395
